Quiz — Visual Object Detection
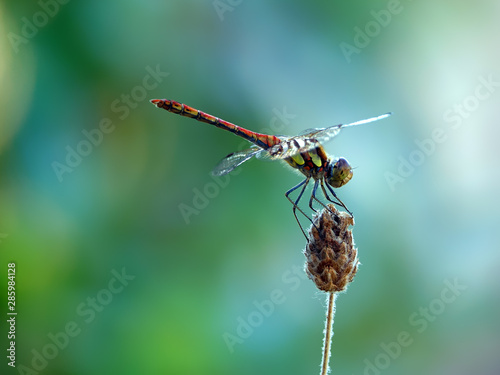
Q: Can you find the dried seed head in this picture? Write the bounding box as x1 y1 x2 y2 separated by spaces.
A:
304 204 359 293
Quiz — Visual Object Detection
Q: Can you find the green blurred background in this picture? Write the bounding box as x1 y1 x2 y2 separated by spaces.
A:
1 1 499 374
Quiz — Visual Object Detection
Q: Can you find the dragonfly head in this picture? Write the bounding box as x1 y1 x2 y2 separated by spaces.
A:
327 157 353 188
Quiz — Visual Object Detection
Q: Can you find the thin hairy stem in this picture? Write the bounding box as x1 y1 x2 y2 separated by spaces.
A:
320 292 337 375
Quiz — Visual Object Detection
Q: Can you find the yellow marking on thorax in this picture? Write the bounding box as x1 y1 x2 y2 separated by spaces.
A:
310 151 322 167
291 153 305 165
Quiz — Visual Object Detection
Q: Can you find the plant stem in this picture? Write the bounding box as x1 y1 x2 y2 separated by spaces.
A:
321 292 337 375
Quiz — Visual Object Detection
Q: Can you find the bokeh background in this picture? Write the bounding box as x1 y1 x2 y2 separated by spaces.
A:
1 1 499 374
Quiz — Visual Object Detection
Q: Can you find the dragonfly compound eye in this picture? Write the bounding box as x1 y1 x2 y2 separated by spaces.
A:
327 158 353 188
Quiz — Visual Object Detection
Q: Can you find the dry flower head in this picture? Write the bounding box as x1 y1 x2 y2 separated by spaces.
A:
304 204 359 293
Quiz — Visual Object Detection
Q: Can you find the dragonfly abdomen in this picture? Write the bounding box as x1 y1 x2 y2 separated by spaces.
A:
151 99 280 150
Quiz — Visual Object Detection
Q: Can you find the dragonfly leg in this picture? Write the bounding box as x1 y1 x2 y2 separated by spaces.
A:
323 180 353 216
320 180 342 206
310 179 337 217
285 178 314 239
308 180 320 212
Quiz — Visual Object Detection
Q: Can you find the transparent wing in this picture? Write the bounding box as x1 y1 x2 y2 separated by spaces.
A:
300 112 392 146
268 112 392 160
211 146 265 176
298 127 323 135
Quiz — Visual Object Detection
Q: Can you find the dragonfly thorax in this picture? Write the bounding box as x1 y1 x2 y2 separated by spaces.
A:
284 143 353 188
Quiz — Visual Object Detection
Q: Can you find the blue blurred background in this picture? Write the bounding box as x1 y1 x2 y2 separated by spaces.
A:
1 1 499 374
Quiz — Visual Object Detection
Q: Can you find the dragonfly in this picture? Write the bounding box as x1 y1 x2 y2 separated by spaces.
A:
151 99 391 238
